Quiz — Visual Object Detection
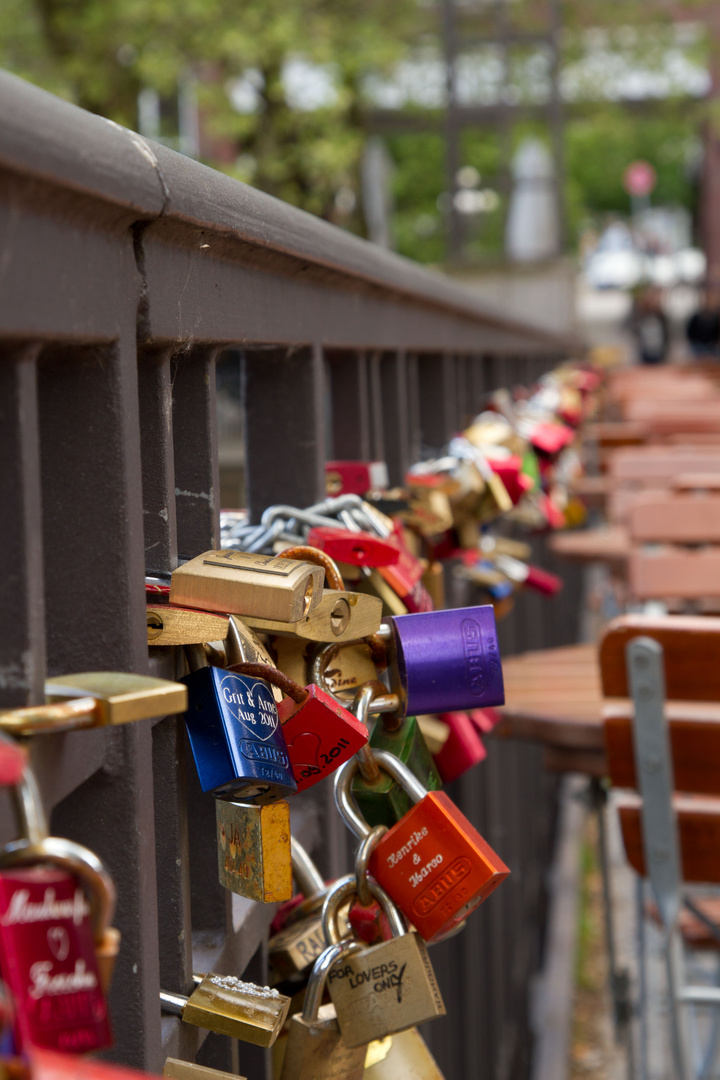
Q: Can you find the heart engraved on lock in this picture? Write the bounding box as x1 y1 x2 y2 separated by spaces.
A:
47 926 70 962
216 673 279 744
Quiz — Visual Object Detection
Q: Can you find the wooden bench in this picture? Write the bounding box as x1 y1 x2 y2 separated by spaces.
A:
601 616 720 1080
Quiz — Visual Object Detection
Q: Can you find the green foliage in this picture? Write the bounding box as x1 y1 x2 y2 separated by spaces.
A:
565 106 700 238
0 0 416 222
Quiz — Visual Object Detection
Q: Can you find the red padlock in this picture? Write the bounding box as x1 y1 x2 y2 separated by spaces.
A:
306 527 400 569
325 461 389 496
379 524 433 613
0 768 115 1054
335 751 509 943
18 1047 162 1080
227 662 368 792
432 712 487 784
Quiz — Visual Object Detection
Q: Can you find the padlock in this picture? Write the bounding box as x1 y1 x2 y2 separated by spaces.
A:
0 674 187 735
323 876 445 1048
216 797 292 902
307 670 442 829
7 1047 182 1080
354 570 408 618
240 589 382 644
268 839 334 985
325 461 389 497
379 605 504 716
377 526 433 614
0 757 118 1053
431 712 487 784
279 935 367 1080
170 550 325 622
223 616 283 703
147 605 229 647
306 528 399 570
363 1027 447 1079
160 971 290 1047
334 751 510 943
227 662 368 793
182 648 296 801
164 1059 247 1080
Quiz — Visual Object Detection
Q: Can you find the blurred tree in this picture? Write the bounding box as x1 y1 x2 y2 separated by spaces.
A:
0 0 417 226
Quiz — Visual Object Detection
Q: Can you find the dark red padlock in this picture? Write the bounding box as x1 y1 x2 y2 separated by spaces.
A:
228 662 369 792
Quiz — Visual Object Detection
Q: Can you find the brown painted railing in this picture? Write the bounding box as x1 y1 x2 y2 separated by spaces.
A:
0 67 582 1079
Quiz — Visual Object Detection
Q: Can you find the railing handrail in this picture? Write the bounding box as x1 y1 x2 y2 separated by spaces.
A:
0 69 577 351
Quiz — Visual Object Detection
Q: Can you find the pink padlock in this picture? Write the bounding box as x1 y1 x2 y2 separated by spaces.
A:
433 712 487 783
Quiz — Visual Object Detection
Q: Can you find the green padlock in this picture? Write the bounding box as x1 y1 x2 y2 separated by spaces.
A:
312 645 441 828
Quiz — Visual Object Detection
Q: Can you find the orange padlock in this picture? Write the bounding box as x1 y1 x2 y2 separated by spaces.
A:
334 750 509 943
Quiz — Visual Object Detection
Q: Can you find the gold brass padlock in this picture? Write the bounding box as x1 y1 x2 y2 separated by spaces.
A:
241 588 382 644
363 1027 446 1078
280 939 368 1080
269 838 331 985
147 605 229 646
324 876 446 1048
216 798 292 903
170 550 325 622
225 615 283 703
164 1060 247 1080
160 972 291 1047
0 673 187 734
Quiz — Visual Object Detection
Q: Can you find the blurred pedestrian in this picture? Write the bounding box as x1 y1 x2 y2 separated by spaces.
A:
627 284 669 365
686 283 720 357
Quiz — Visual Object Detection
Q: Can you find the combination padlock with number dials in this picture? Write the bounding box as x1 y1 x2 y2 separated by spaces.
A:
269 839 331 985
181 647 296 801
169 550 325 622
323 875 445 1048
334 751 510 943
215 797 291 903
160 972 290 1047
279 937 367 1080
379 605 505 716
227 662 368 793
0 756 118 1053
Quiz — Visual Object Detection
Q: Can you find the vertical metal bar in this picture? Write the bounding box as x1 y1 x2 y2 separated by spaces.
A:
368 351 386 463
328 351 371 461
469 355 484 413
242 345 326 520
38 339 161 1070
379 351 410 486
172 345 220 556
0 343 45 706
138 345 179 574
418 353 457 448
406 353 422 466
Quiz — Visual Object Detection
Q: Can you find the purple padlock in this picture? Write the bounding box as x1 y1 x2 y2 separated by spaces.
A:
381 606 504 716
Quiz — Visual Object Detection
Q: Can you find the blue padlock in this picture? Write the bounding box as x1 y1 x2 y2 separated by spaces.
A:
182 651 297 802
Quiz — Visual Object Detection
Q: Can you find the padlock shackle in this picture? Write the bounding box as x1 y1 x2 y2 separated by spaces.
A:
355 825 387 908
321 873 406 947
226 662 307 705
310 639 388 706
278 546 344 592
15 765 48 844
0 836 116 945
290 837 325 899
334 750 428 840
301 937 364 1023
